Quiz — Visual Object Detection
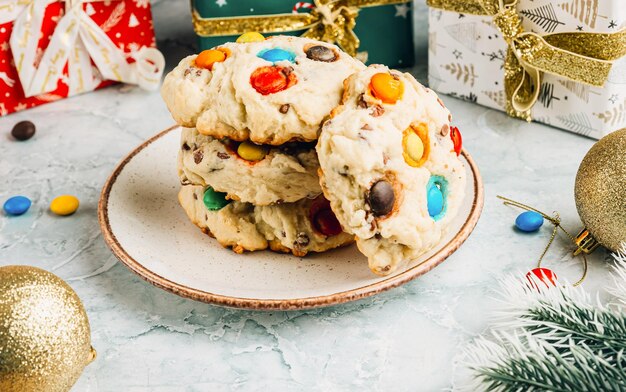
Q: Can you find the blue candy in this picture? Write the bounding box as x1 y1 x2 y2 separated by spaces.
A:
3 196 31 216
515 211 544 232
258 48 296 63
427 175 448 221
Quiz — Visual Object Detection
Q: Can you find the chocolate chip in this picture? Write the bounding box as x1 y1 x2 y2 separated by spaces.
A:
361 124 372 130
367 180 395 216
11 121 36 141
440 124 450 136
193 149 204 164
370 105 385 117
448 114 452 122
183 69 191 77
182 142 191 151
279 104 290 114
305 45 337 62
195 69 203 76
281 231 286 238
193 193 198 200
217 151 230 159
357 94 369 109
295 232 310 246
281 66 294 76
391 73 400 80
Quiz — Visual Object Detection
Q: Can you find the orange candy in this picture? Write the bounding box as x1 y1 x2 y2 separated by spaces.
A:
370 73 403 104
195 48 228 70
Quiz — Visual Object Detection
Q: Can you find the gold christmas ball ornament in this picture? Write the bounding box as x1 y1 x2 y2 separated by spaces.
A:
574 128 626 254
0 266 95 392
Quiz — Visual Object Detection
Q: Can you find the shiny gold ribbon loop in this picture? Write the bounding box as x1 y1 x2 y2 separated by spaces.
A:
426 0 626 120
192 0 410 56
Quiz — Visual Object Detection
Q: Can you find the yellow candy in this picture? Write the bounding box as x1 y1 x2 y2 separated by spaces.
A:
370 73 404 104
236 32 265 43
237 141 268 161
50 195 79 216
402 123 430 167
195 49 227 70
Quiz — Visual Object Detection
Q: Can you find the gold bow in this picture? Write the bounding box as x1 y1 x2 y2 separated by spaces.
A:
427 0 626 120
192 0 410 56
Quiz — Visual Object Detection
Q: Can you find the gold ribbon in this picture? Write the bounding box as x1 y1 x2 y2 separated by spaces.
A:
192 0 410 56
427 0 626 120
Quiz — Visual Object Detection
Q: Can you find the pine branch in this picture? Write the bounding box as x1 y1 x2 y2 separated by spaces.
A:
609 244 626 307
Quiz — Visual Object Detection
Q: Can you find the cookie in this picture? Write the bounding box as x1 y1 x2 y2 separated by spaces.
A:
179 127 321 205
161 35 366 145
178 185 354 256
317 65 466 275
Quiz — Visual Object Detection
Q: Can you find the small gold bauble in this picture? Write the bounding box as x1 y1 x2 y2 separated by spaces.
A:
0 266 95 392
574 128 626 253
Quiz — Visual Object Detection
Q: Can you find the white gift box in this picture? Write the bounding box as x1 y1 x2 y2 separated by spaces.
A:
428 0 626 139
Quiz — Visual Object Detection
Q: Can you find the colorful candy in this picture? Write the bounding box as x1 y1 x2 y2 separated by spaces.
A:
370 73 403 104
259 48 295 63
11 121 36 141
450 126 462 156
305 45 337 62
526 267 557 289
402 123 430 167
50 195 79 216
195 49 228 70
3 196 31 216
368 180 395 216
203 187 230 211
309 197 342 236
250 66 296 95
426 176 448 220
236 32 265 43
515 211 544 232
237 141 268 161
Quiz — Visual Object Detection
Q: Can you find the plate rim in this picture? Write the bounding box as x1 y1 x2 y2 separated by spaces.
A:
98 125 484 311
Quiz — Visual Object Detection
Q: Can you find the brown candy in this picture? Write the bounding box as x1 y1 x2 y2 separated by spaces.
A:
305 45 337 62
11 121 36 141
368 180 394 216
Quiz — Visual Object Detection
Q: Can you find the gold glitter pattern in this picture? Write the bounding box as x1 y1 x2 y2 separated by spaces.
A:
426 0 626 121
0 266 94 392
574 128 626 253
192 0 410 56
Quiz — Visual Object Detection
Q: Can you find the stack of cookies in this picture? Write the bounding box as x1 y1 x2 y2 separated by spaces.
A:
162 34 467 275
161 35 364 256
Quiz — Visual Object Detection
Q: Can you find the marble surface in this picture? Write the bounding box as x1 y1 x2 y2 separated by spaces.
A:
0 0 617 390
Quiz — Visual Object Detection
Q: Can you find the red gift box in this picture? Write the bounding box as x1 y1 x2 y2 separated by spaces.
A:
0 0 161 116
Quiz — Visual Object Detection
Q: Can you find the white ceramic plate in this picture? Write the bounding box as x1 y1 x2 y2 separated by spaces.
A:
99 126 484 310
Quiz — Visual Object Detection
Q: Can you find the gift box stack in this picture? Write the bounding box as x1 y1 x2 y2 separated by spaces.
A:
190 0 414 68
0 0 164 116
427 0 626 139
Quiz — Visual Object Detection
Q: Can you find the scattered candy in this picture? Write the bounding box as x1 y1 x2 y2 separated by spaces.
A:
236 32 265 43
3 196 31 216
50 195 79 216
259 48 295 63
368 180 395 216
450 126 462 156
203 187 230 211
526 267 557 289
305 45 337 62
427 175 448 220
237 141 268 161
309 197 342 236
370 73 403 104
11 121 36 141
515 211 544 232
195 49 227 70
402 124 430 167
250 66 296 95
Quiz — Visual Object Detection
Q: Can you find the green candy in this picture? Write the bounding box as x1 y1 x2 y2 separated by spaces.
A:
203 186 230 211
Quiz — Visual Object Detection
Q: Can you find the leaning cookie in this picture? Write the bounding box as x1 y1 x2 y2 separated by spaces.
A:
179 127 321 205
162 35 365 145
317 65 466 275
178 185 354 256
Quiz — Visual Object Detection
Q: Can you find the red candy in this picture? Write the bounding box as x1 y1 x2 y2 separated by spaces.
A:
250 66 296 95
309 197 342 236
450 126 462 156
526 267 557 290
